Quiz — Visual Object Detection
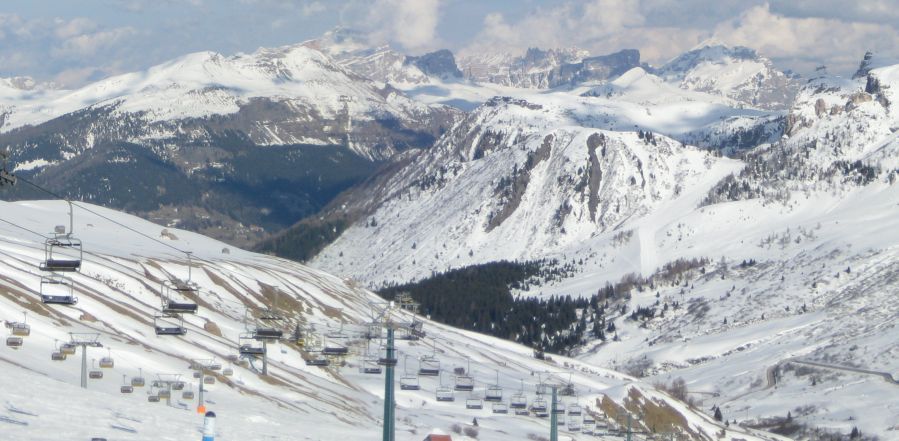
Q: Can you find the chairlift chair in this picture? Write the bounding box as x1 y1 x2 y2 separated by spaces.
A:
305 358 329 367
454 375 474 391
436 386 455 402
510 390 528 409
223 366 234 377
40 275 78 305
400 376 420 390
89 360 103 379
253 327 283 341
378 356 397 367
322 344 348 356
132 369 146 388
147 394 160 403
208 362 222 371
161 279 198 314
568 403 583 416
120 375 134 394
154 314 186 336
239 333 265 358
61 343 76 355
560 383 575 396
492 402 509 414
11 322 30 336
40 225 82 272
182 384 195 400
465 397 483 410
6 336 23 348
418 355 440 376
203 376 215 385
531 397 549 417
51 351 66 361
158 388 172 399
568 417 582 431
553 402 566 414
172 381 185 391
360 356 382 374
193 371 203 379
486 384 503 402
99 349 114 368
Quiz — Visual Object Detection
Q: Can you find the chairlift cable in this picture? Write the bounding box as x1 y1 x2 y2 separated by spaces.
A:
17 176 190 256
0 215 50 239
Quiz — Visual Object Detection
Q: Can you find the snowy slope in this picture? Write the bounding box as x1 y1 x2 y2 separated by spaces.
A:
0 200 760 441
303 54 899 439
657 43 799 110
310 94 742 285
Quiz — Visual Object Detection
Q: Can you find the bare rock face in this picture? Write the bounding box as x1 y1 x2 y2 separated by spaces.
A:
406 49 463 80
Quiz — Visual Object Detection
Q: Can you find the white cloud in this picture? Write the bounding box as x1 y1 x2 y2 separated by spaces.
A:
460 0 899 75
361 0 442 52
713 3 899 73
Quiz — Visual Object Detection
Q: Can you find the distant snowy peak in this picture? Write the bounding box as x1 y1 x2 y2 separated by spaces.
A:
459 47 641 89
658 44 799 110
304 27 461 85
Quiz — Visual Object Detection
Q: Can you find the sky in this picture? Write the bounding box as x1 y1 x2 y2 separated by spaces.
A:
1 0 898 87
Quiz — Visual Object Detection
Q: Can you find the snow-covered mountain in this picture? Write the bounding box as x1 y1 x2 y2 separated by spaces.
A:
0 44 456 160
287 52 899 439
0 200 758 441
0 43 460 246
657 43 799 110
459 47 643 89
304 28 463 85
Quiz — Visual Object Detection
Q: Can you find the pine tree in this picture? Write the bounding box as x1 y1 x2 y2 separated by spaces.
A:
713 406 723 421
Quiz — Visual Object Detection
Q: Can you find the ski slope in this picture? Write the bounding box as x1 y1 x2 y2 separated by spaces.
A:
0 200 760 440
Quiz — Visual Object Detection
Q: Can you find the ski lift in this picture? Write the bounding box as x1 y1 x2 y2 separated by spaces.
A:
239 333 265 358
568 417 582 431
290 324 305 346
511 380 527 409
360 341 382 374
465 397 483 410
158 388 172 399
361 359 382 374
531 396 548 417
61 342 76 356
147 393 160 403
400 356 420 390
203 376 215 385
568 403 583 416
99 348 114 368
492 402 509 414
253 326 283 341
454 358 474 391
40 214 82 272
172 381 185 391
6 336 22 348
154 314 186 336
560 383 575 396
485 370 503 402
51 339 67 360
536 382 550 395
161 279 198 314
418 339 440 376
182 384 195 400
120 375 134 394
305 357 329 367
223 366 234 377
193 371 202 379
132 369 146 387
436 386 454 402
322 338 348 356
553 401 566 415
10 313 30 336
40 275 78 305
89 359 103 379
208 361 222 371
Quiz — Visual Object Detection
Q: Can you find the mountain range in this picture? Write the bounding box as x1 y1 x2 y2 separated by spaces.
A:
2 28 898 439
